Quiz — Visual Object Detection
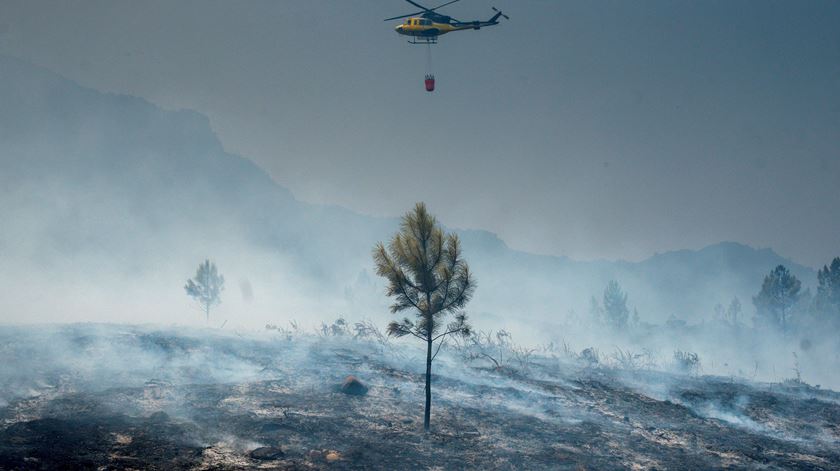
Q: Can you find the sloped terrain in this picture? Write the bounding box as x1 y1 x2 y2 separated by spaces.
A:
0 324 838 470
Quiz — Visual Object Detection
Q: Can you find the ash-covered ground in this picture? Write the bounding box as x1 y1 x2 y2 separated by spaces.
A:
1 324 838 470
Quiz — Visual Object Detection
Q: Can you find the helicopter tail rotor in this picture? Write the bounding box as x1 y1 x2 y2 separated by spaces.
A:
491 7 510 21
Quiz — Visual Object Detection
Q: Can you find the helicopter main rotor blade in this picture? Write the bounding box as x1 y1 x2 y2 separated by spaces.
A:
386 0 461 23
428 0 461 11
384 11 424 21
404 0 434 12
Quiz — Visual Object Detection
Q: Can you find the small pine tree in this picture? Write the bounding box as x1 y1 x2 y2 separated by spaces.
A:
373 203 474 432
185 259 225 322
816 257 840 321
603 280 630 329
753 265 801 332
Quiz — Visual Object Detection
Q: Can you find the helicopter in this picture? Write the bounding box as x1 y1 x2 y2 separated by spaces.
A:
385 0 509 45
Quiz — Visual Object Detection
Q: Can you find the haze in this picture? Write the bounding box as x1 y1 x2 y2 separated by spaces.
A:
2 3 840 467
2 0 838 266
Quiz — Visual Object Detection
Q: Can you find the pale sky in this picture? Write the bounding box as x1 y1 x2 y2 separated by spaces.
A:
2 0 838 267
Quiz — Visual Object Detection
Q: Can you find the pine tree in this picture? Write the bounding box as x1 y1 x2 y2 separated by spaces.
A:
603 280 630 329
373 203 474 432
184 259 225 322
753 265 801 332
816 257 840 321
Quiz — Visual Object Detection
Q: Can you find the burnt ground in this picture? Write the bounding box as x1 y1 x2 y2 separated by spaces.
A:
0 325 838 470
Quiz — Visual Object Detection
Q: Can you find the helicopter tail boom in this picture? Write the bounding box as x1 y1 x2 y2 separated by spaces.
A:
450 7 508 29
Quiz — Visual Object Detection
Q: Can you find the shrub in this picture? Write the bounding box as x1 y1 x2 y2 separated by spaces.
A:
673 350 701 375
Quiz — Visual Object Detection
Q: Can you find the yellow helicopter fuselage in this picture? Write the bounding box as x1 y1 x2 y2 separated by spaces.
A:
395 17 474 38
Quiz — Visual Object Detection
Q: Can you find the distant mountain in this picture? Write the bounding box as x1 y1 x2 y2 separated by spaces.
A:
0 55 389 282
459 235 813 327
0 56 815 328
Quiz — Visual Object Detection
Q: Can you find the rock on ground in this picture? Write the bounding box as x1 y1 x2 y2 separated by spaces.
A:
249 446 285 460
340 376 369 396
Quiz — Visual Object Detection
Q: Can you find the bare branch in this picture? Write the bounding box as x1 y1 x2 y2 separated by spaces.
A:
432 337 447 361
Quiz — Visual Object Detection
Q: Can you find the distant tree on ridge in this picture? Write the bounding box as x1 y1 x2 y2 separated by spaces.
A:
603 280 630 329
185 259 225 322
753 265 800 332
816 257 840 323
726 297 742 326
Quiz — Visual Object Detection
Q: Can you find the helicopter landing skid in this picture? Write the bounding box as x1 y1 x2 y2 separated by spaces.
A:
408 37 438 45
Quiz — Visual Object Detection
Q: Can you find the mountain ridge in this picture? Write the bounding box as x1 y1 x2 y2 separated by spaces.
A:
0 55 816 327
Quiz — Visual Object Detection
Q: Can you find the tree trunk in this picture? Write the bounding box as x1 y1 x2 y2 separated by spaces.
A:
424 333 432 432
781 308 787 336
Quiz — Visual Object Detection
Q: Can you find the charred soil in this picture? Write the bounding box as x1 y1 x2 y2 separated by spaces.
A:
0 325 838 470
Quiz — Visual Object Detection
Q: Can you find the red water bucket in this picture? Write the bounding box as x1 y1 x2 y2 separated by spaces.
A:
425 75 435 92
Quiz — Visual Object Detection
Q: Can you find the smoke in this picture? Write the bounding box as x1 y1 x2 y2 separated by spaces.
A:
1 54 838 397
2 319 839 467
